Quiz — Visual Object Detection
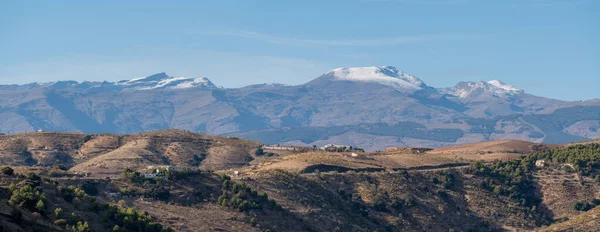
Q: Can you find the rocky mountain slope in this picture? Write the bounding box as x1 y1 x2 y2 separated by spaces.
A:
0 66 598 150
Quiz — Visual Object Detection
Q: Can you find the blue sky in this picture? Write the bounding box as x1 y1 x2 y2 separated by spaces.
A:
0 0 598 100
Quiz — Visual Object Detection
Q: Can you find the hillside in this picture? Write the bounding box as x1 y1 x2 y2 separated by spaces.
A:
0 130 261 176
539 206 600 231
2 132 600 231
1 66 599 150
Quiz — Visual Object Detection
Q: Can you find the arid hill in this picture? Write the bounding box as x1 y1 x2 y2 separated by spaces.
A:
539 206 600 231
0 130 261 176
2 132 600 232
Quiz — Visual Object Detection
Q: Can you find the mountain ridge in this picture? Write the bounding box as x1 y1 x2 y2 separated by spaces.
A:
0 66 598 150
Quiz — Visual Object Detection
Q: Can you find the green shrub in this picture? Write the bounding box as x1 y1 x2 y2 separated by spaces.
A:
68 221 91 232
371 193 387 211
574 199 600 211
55 207 63 219
9 184 47 212
255 147 265 156
35 199 45 212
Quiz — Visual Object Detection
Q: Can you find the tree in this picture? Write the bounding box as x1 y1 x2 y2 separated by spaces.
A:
55 207 63 219
371 193 387 211
68 213 79 225
255 147 265 156
1 166 14 175
69 221 91 232
113 225 121 232
36 199 45 212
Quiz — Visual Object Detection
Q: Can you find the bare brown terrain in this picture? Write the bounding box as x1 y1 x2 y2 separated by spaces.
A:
2 131 600 232
0 130 260 177
539 206 600 232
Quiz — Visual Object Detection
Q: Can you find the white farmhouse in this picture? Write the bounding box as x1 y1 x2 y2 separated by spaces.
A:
144 173 157 179
535 159 546 167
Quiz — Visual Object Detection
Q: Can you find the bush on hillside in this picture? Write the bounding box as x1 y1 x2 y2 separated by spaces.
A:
1 166 14 175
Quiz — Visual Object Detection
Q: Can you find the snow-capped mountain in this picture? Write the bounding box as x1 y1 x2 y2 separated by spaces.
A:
116 72 218 90
440 80 524 99
0 65 595 151
321 66 427 91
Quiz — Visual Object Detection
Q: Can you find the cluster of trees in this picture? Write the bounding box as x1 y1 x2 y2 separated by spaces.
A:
465 144 600 225
255 147 277 157
188 154 206 166
467 161 540 209
7 174 94 230
469 143 600 202
146 187 170 201
431 171 457 189
59 185 96 203
52 211 91 232
8 183 47 214
1 165 14 175
525 143 600 176
101 204 172 232
67 221 91 232
573 199 600 212
122 168 149 183
4 169 172 232
218 174 282 212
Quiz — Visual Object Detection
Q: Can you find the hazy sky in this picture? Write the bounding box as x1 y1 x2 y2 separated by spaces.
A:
1 0 598 100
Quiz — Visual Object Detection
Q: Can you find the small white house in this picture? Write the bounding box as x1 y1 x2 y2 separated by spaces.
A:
351 153 358 157
561 163 574 169
144 173 157 179
321 144 346 150
234 171 240 176
107 192 120 198
535 159 546 167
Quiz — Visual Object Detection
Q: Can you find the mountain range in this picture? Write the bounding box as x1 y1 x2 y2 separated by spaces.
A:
1 66 599 151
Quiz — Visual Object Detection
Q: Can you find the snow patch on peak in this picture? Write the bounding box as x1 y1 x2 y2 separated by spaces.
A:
326 66 426 91
440 80 524 99
116 73 217 90
487 80 521 92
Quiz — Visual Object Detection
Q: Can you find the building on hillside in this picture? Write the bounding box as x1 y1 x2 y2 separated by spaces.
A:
144 173 157 179
535 159 546 167
383 147 433 154
147 165 179 172
263 146 297 151
560 163 574 169
164 165 178 171
37 129 44 132
107 192 120 198
321 144 346 150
